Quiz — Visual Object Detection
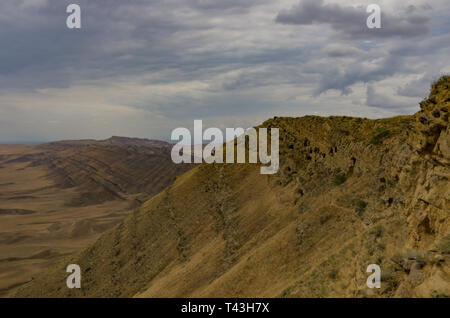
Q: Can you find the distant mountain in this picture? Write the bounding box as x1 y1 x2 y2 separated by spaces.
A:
13 77 450 298
44 136 171 153
8 137 185 206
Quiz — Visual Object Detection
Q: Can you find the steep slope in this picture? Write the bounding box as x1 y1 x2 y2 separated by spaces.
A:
0 137 193 296
15 77 450 298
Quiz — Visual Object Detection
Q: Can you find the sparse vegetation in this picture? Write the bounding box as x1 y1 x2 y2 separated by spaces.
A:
280 286 293 298
328 268 339 280
295 224 304 245
431 289 450 298
370 129 390 145
320 214 332 225
332 173 347 186
391 249 428 271
355 200 368 215
380 268 399 291
298 202 309 214
437 235 450 254
391 252 404 266
370 225 383 238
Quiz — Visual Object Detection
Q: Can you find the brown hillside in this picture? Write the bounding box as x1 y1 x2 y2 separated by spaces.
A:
14 77 450 298
0 137 193 296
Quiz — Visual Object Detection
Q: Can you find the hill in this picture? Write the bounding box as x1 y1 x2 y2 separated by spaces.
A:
14 77 450 298
0 137 193 296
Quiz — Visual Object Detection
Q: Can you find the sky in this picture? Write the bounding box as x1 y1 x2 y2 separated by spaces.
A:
0 0 449 143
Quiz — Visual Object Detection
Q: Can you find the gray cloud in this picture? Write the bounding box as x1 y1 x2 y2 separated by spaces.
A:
397 75 434 98
366 84 415 112
325 44 363 57
275 0 431 39
0 0 449 143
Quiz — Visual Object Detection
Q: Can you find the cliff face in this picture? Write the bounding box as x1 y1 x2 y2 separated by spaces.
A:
396 76 450 297
14 78 449 298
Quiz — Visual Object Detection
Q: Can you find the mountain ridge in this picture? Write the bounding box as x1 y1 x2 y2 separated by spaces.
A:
13 76 450 298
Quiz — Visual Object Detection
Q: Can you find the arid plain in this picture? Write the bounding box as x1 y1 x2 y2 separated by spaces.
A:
0 138 193 296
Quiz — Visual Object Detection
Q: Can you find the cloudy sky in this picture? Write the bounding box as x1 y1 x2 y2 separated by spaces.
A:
1 0 449 143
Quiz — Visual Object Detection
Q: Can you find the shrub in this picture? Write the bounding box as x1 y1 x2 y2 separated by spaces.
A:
391 253 403 266
391 250 428 270
328 268 339 280
333 173 347 186
356 200 368 214
320 214 332 225
370 225 383 238
380 268 398 291
298 202 309 214
370 129 390 145
437 235 450 254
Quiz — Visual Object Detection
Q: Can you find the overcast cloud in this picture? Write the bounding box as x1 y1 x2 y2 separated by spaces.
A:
0 0 449 143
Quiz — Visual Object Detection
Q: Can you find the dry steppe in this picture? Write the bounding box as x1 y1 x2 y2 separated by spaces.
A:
0 138 193 296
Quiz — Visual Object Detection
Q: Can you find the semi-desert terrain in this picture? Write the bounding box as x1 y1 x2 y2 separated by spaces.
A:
8 76 449 298
0 137 193 296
